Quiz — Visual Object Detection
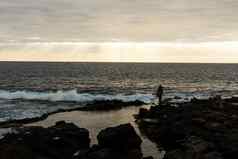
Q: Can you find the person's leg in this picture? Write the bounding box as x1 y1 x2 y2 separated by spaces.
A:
159 95 162 105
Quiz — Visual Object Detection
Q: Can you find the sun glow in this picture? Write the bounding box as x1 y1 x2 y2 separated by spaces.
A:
1 41 238 63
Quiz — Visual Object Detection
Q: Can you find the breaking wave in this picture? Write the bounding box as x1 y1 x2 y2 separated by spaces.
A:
0 89 155 104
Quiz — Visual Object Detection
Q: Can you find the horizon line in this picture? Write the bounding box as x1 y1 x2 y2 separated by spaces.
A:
0 60 238 64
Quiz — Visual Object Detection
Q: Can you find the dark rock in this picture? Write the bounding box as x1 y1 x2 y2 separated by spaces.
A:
204 152 223 159
138 108 149 118
82 148 143 159
143 156 154 159
224 97 238 103
73 149 90 159
97 123 142 150
73 123 144 159
0 122 148 159
84 100 145 111
163 137 221 159
136 97 238 159
174 96 182 100
0 144 34 159
85 148 112 159
0 121 90 159
126 148 143 159
163 149 184 159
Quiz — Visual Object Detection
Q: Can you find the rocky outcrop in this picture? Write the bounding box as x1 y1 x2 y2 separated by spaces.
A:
136 97 238 159
97 123 142 150
0 122 153 159
84 100 145 111
0 121 90 159
75 123 152 159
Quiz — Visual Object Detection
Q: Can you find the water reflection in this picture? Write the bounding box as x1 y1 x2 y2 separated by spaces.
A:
27 106 165 159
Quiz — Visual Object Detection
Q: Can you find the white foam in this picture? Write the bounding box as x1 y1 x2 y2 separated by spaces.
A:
0 128 15 140
0 89 155 104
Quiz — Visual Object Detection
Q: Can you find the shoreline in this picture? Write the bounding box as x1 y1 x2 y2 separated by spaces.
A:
136 96 238 159
0 99 145 128
1 96 238 159
26 105 164 159
0 121 155 159
0 105 163 159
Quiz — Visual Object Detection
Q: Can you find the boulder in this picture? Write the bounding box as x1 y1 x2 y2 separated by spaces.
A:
0 122 147 159
143 157 154 159
0 143 34 159
74 123 144 159
97 123 142 150
138 108 149 118
0 121 90 159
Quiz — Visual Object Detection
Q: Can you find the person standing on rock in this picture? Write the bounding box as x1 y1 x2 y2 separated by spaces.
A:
156 85 164 105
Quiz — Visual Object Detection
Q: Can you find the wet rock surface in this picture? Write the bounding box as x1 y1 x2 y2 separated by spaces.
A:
136 97 238 159
83 100 145 111
0 122 152 159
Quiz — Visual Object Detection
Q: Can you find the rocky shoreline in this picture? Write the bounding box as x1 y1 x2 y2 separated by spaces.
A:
1 96 238 159
0 99 145 128
136 96 238 159
0 121 153 159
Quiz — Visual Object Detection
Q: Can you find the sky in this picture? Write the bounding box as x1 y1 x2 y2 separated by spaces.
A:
0 0 238 63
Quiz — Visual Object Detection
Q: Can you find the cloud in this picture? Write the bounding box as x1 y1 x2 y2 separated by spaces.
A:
0 0 238 42
1 0 238 62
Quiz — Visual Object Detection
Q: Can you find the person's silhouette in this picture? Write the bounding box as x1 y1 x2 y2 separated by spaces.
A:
156 85 164 105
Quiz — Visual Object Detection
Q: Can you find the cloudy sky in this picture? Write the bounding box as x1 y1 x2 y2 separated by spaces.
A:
0 0 238 62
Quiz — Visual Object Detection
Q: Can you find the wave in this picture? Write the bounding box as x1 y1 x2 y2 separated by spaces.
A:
0 89 155 104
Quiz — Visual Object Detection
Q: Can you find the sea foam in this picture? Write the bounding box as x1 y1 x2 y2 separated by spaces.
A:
0 89 155 104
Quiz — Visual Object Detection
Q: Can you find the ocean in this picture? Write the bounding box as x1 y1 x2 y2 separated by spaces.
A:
0 62 238 122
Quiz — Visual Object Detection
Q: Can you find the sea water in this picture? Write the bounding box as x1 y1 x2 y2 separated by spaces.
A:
0 62 238 121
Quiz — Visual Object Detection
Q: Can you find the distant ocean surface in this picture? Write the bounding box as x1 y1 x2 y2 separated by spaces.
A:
0 62 238 122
